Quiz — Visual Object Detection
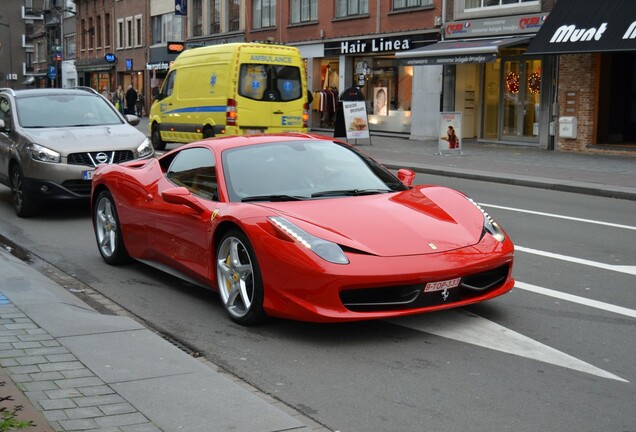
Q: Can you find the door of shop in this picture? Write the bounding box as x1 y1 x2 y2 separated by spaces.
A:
500 57 542 142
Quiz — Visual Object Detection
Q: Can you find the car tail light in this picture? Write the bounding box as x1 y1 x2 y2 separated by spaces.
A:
227 98 237 126
303 102 309 128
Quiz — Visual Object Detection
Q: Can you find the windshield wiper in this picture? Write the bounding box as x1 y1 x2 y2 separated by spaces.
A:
311 189 391 198
241 194 306 202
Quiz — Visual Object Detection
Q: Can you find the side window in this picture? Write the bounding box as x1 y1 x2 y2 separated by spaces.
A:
163 70 176 98
0 97 12 132
166 147 219 201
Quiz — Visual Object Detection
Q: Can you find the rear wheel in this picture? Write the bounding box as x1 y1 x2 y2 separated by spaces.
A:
216 230 267 325
151 123 167 151
93 190 130 265
10 164 38 218
202 126 215 139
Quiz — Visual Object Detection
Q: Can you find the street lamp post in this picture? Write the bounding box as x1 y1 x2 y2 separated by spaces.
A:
0 22 14 88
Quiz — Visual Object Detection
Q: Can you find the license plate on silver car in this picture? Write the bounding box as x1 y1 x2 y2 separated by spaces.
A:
82 170 94 180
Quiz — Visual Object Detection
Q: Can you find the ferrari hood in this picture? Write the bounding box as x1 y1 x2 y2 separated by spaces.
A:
24 124 147 155
260 186 486 257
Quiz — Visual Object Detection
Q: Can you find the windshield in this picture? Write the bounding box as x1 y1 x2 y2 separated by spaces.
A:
238 64 302 102
222 139 407 202
16 94 124 128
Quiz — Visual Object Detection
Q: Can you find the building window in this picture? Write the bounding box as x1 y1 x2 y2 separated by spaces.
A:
126 17 133 48
96 15 102 48
80 18 86 51
192 0 203 36
336 0 369 17
105 14 111 48
393 0 432 9
152 13 183 44
135 15 142 47
64 34 76 59
465 0 537 9
253 0 276 29
210 0 220 33
228 0 240 31
116 19 124 49
88 17 94 49
290 0 317 23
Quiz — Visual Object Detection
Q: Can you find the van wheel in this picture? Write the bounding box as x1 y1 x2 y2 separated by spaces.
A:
202 127 215 139
151 124 167 151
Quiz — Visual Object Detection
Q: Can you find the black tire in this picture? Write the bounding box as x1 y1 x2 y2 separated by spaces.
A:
10 164 38 218
215 229 267 325
93 190 131 265
151 123 167 151
202 126 215 139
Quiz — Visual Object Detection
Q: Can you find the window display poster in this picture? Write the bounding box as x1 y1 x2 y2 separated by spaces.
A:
439 112 462 154
374 87 388 116
342 101 370 139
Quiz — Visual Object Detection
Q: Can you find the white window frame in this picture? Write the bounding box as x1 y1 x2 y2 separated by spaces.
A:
125 17 134 49
134 14 143 47
116 18 124 50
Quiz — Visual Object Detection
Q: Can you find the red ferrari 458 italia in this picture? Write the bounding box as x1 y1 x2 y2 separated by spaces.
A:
91 133 514 325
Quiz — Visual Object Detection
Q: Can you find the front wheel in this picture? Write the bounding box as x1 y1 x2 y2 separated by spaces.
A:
216 230 267 325
151 123 167 151
10 164 38 218
93 190 130 265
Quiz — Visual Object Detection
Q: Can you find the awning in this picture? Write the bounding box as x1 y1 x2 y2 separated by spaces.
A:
525 0 636 55
395 36 532 66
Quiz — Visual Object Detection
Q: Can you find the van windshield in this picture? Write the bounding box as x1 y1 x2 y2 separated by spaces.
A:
238 64 302 102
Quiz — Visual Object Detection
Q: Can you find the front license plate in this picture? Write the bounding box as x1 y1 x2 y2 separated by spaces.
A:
245 129 264 135
424 277 461 292
82 170 95 180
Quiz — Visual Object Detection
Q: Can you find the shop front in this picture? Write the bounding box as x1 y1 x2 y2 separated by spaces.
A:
397 13 554 148
299 32 438 134
525 0 636 154
75 58 114 93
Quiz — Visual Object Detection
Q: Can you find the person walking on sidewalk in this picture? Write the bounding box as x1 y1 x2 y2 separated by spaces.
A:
125 85 138 115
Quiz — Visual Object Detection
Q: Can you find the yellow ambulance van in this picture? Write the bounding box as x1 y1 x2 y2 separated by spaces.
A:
149 42 309 150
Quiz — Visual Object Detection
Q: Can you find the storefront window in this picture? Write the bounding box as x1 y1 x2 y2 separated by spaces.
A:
483 61 500 140
360 57 412 133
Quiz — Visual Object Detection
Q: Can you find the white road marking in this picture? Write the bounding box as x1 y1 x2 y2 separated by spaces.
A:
515 245 636 276
515 281 636 319
390 310 628 382
481 203 636 231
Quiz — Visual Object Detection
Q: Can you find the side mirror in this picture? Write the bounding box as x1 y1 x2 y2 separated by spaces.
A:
162 187 207 213
397 168 416 186
125 114 140 126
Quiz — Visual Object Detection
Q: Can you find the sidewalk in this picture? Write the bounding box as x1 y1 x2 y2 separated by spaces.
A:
0 249 327 432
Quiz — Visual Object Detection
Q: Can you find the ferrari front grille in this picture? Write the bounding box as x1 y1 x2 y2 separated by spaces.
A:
68 150 135 167
339 264 511 312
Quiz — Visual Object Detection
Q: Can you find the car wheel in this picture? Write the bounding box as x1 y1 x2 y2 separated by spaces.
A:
10 164 38 218
93 190 130 265
202 126 215 139
216 230 267 325
151 123 167 151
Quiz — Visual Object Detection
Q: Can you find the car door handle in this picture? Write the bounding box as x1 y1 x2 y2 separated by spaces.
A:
273 110 283 114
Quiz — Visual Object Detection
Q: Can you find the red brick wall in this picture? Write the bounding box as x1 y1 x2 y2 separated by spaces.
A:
248 3 441 44
556 54 597 152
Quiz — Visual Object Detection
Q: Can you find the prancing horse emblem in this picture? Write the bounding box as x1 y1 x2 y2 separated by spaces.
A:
441 288 449 301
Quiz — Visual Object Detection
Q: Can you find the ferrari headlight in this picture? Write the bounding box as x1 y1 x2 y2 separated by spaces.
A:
467 197 505 242
136 138 154 158
268 216 349 264
26 143 61 163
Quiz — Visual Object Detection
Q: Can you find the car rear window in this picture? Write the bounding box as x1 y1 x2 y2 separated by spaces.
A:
238 64 302 102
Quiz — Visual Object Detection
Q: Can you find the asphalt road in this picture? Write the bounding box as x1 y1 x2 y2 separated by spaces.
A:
0 174 634 432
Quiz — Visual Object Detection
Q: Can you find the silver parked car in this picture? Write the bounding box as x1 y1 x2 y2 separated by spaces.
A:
0 87 154 217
